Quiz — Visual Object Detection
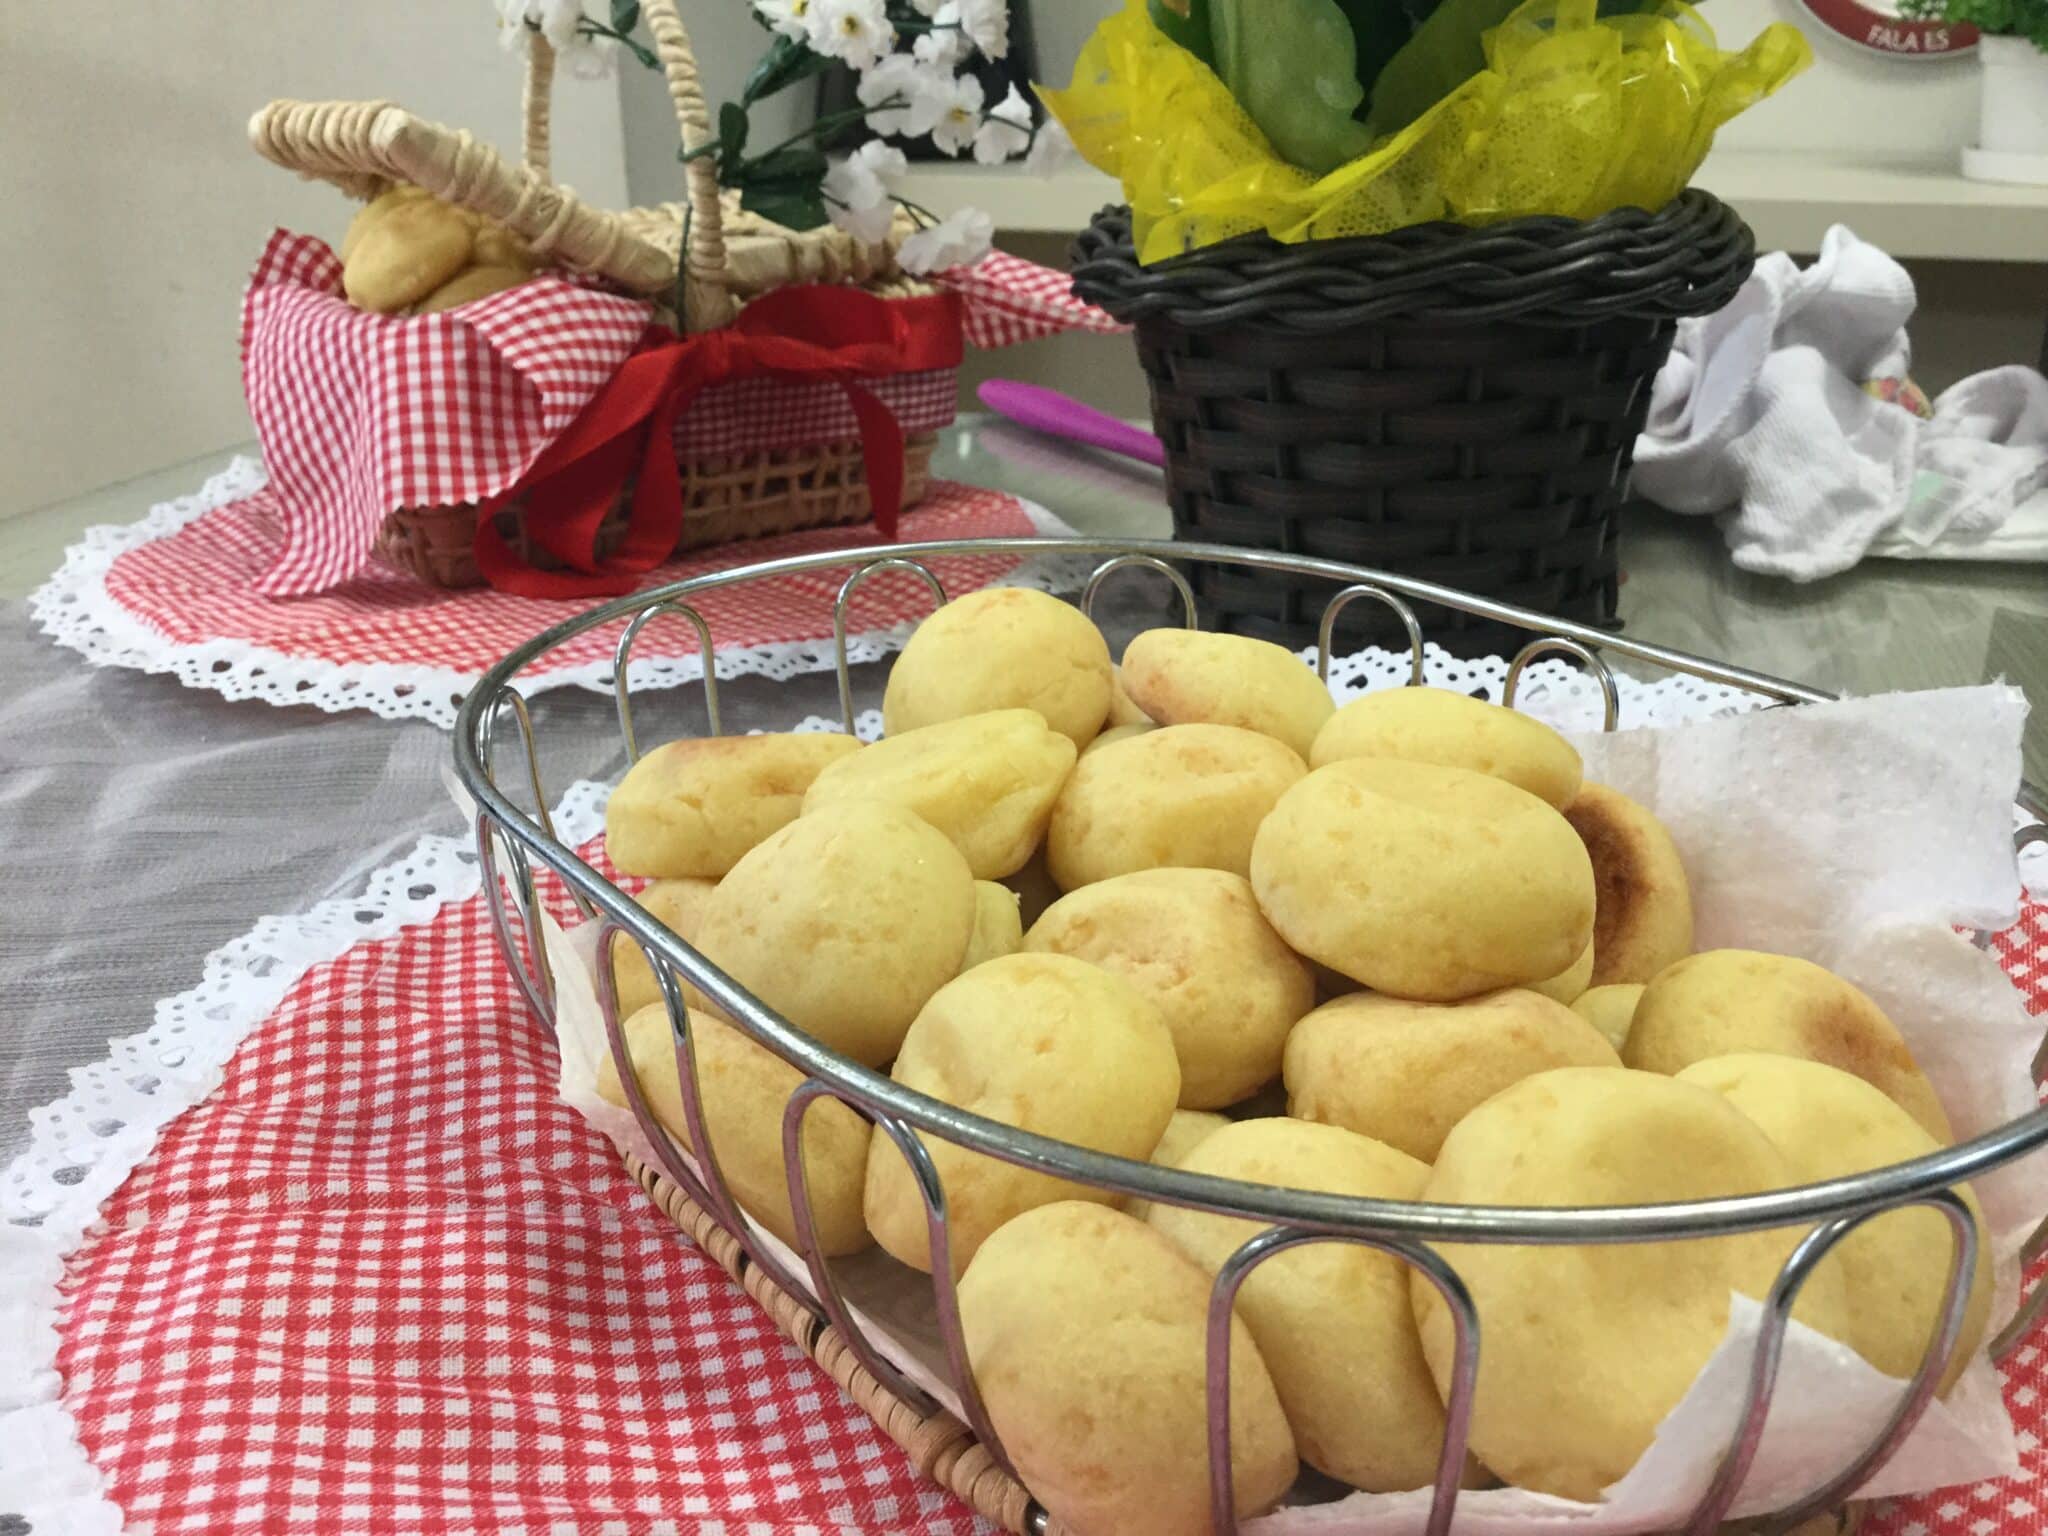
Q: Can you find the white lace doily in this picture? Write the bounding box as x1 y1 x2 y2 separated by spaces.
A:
27 458 1099 731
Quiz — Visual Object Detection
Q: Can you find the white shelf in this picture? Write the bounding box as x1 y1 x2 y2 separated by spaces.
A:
900 150 2048 262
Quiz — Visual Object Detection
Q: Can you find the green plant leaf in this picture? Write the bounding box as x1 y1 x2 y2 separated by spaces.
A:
610 0 640 34
1334 0 1417 107
1362 0 1522 135
1362 0 1673 133
1210 0 1375 174
1146 0 1215 63
716 101 751 181
742 32 834 106
738 146 830 185
739 181 829 230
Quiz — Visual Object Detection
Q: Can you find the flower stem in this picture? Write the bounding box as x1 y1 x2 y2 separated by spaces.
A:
679 96 908 166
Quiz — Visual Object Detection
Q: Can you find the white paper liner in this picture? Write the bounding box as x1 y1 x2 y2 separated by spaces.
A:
546 684 2044 1532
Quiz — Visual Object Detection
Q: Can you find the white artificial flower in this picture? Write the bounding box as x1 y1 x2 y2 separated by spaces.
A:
907 0 944 15
533 0 586 50
494 0 611 72
560 32 619 76
858 53 947 139
929 71 985 157
809 0 894 70
954 0 1009 58
972 83 1032 165
898 206 995 273
913 1 971 69
753 0 815 41
823 140 907 245
1022 114 1076 176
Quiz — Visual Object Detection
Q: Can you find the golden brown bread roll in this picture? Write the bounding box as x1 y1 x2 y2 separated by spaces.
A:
863 953 1179 1273
1563 782 1695 986
1147 1119 1477 1493
1106 663 1155 728
1121 1109 1229 1223
690 801 975 1067
1251 758 1594 1000
1625 949 1951 1141
1527 936 1595 1004
1046 723 1307 891
1413 1067 1855 1501
605 732 861 879
595 1003 870 1255
415 265 529 313
609 877 719 1020
1571 982 1646 1052
801 708 1074 879
1284 989 1620 1161
342 193 476 313
882 588 1113 747
1678 1053 1990 1391
1024 868 1314 1108
1120 628 1335 760
959 1201 1298 1536
959 881 1024 972
1308 686 1582 808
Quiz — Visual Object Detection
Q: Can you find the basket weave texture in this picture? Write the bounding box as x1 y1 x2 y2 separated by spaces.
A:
1071 196 1755 655
248 0 945 588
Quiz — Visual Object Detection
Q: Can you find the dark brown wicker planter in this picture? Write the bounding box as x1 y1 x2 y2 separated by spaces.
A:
1070 195 1756 656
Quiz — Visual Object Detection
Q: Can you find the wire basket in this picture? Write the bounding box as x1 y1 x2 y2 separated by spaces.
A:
1069 197 1756 657
454 540 2048 1536
248 0 944 588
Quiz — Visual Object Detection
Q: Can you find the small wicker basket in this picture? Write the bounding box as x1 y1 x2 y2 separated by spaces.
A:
1070 197 1756 657
249 0 940 588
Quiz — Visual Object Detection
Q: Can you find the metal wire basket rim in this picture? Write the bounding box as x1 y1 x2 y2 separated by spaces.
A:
453 535 2048 1245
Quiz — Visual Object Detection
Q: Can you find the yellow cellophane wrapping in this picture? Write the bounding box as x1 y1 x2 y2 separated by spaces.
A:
1042 0 1811 264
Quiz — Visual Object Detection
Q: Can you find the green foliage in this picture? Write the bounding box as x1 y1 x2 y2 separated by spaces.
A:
1362 0 1523 134
1146 0 1215 62
1899 0 2048 46
734 147 831 230
742 32 835 106
1209 0 1376 172
1335 0 1420 107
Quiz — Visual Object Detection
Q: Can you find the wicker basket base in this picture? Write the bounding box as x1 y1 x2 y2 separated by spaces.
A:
625 1156 1862 1536
1134 312 1660 659
377 433 938 589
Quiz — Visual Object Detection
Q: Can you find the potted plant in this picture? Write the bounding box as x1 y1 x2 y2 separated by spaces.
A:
1045 0 1811 655
1904 0 2048 183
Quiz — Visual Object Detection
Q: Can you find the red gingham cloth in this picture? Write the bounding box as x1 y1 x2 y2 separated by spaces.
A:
241 233 1122 598
45 853 2048 1532
102 478 1051 680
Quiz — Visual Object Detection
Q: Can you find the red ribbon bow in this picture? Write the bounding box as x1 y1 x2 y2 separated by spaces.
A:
475 285 963 598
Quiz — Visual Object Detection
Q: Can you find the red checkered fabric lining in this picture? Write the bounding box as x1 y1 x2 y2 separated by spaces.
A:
240 232 1120 598
938 251 1130 348
101 480 1044 676
241 232 652 598
57 866 2042 1532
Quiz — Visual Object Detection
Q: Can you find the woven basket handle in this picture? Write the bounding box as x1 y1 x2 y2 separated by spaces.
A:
522 34 556 182
640 0 732 333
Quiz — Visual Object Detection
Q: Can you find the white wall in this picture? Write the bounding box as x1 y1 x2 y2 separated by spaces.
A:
2 5 629 516
618 4 809 208
1710 0 1980 156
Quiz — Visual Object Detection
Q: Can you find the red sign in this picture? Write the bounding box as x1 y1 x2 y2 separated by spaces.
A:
1797 0 1979 56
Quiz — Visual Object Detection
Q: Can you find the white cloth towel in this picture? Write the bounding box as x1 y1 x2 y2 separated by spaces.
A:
1631 225 2048 578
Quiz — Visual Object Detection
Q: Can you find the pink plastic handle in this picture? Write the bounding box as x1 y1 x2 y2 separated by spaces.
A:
977 379 1166 468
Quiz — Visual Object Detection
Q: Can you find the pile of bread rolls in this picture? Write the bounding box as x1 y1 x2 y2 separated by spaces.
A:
338 186 538 314
594 586 1988 1536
